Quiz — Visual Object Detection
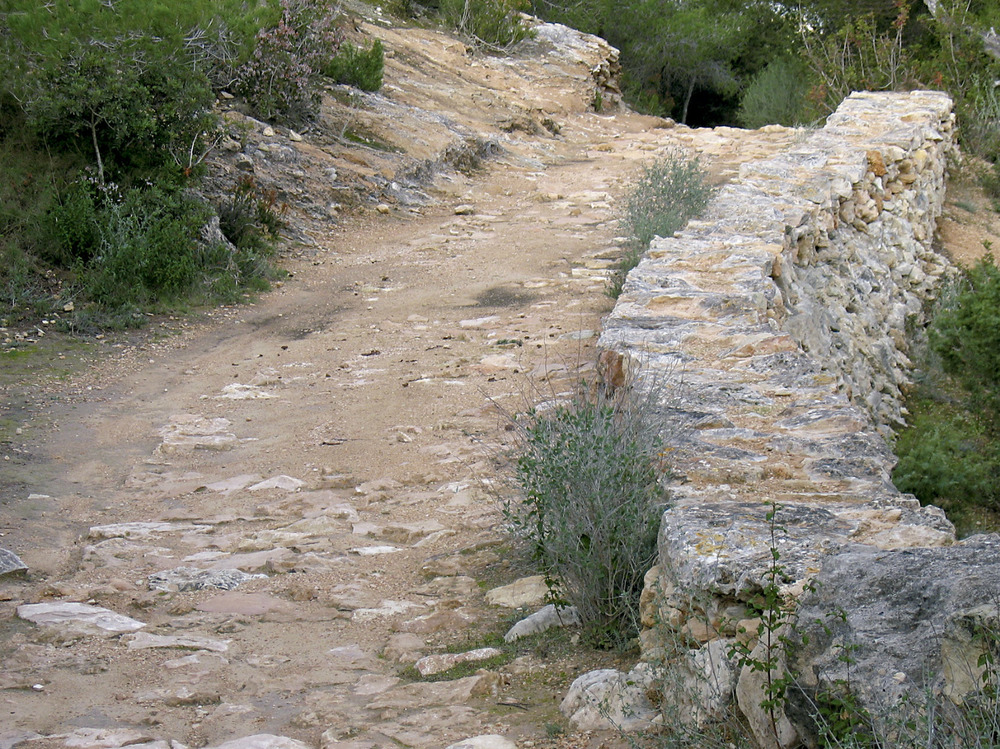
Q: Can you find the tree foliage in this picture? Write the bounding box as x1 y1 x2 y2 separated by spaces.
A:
0 0 311 327
529 0 1000 150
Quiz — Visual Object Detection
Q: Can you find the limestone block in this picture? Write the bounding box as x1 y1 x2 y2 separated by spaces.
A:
560 664 658 732
736 627 799 749
485 575 549 609
17 602 146 637
445 737 517 749
786 536 1000 740
504 604 580 642
675 639 738 727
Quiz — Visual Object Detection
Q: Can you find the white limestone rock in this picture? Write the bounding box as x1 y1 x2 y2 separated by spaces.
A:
445 736 517 749
415 647 503 676
125 632 230 652
485 575 549 609
17 602 145 637
205 738 311 749
504 604 580 642
560 663 658 732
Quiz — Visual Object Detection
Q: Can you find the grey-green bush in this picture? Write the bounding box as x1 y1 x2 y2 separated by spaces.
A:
505 382 669 648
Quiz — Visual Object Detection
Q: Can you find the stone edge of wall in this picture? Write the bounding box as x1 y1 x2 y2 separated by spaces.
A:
592 90 979 741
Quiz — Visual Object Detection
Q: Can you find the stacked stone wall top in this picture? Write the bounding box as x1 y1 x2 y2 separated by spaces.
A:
594 89 997 746
598 89 959 628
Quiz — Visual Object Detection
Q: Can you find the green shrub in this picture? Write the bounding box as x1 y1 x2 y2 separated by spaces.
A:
504 382 669 648
931 254 1000 437
439 0 531 50
217 175 285 254
609 150 713 299
892 396 999 528
74 186 213 308
980 161 1000 212
738 57 812 129
893 255 1000 532
324 39 385 91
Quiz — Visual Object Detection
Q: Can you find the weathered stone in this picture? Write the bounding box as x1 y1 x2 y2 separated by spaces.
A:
365 673 501 711
444 736 517 749
88 522 210 541
504 604 580 642
395 608 474 634
205 736 312 749
484 575 549 609
382 633 426 664
786 535 1000 741
147 567 266 592
248 475 305 492
560 664 658 732
53 728 156 748
125 632 230 652
736 625 799 749
415 647 503 676
0 548 27 577
159 415 237 452
675 638 738 727
17 602 146 637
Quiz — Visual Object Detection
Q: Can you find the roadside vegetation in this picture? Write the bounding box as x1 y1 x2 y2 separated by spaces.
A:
499 371 674 650
1 0 384 334
893 253 1000 535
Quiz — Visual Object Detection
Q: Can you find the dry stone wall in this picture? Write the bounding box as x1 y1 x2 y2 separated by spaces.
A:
596 91 968 744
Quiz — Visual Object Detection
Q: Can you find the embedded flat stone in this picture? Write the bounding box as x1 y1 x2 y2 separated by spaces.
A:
17 602 146 637
147 567 266 592
125 632 230 652
415 647 503 676
485 576 549 609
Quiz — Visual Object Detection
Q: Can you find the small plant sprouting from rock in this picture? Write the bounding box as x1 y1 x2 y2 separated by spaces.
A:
502 375 671 649
608 150 713 299
727 502 800 746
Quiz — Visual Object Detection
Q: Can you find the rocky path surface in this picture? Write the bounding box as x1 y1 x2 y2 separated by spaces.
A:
0 12 806 749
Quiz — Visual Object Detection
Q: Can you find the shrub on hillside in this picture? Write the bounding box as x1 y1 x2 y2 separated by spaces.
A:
504 381 670 648
931 254 1000 437
893 255 1000 530
14 37 217 185
324 39 385 92
440 0 531 50
234 0 344 123
49 181 212 305
738 57 813 129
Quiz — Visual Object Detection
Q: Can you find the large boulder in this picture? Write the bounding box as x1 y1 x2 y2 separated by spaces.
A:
786 534 1000 744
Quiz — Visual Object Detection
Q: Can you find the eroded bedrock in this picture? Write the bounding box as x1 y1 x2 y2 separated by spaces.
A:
598 90 1000 747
